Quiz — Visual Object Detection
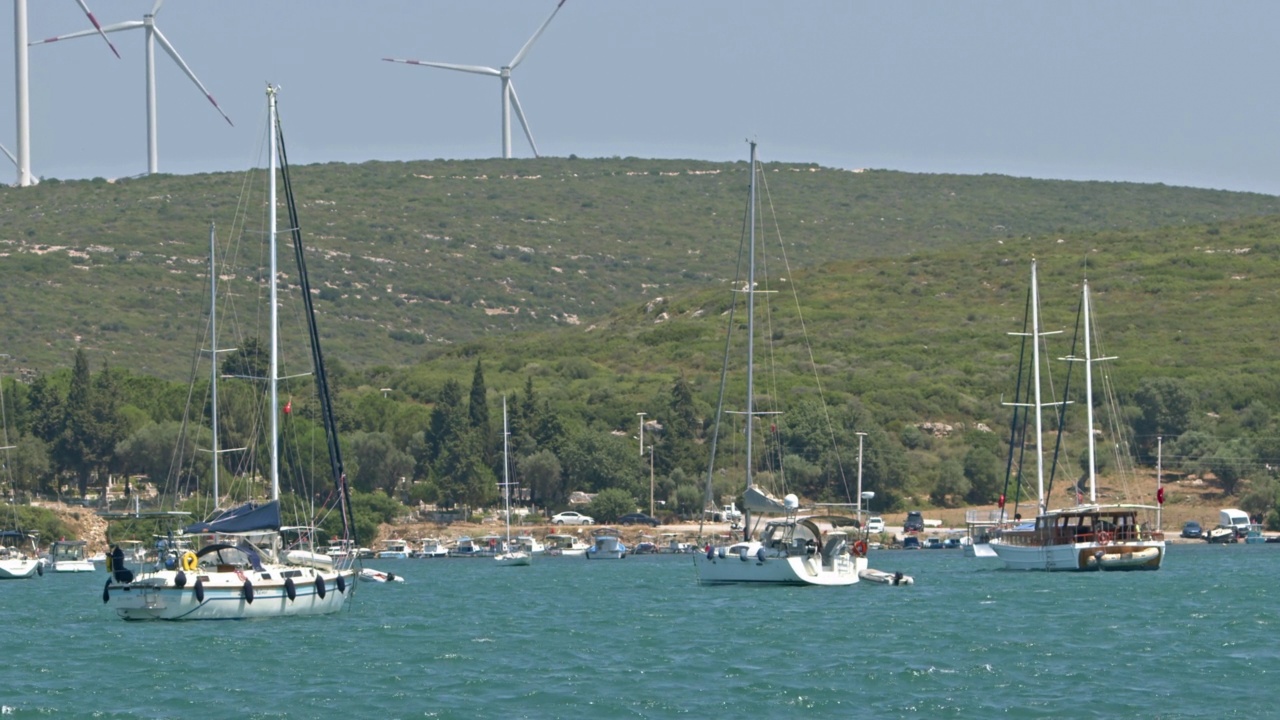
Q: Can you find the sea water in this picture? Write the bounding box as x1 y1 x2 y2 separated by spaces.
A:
1 543 1276 719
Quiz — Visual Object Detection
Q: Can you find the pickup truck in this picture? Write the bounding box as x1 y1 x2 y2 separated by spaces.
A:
706 503 743 527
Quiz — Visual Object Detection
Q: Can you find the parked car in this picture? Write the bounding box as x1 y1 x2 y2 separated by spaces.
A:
1180 520 1202 539
903 511 925 533
551 511 595 525
617 512 661 527
865 516 885 534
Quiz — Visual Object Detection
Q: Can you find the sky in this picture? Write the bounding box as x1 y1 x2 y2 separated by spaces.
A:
2 0 1279 195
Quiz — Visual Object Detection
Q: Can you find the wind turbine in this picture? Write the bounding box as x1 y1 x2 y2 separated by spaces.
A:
8 0 118 186
383 0 567 159
31 0 233 175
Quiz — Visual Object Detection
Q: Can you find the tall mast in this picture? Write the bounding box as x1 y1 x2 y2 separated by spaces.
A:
745 141 757 495
209 222 220 505
1030 260 1045 510
1083 279 1095 503
503 396 511 545
268 85 280 502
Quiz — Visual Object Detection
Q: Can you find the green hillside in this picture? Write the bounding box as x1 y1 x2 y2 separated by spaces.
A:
7 158 1280 521
1 156 1276 380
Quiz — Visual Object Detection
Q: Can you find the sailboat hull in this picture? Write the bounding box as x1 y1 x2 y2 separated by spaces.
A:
494 551 532 566
105 567 354 621
695 542 864 586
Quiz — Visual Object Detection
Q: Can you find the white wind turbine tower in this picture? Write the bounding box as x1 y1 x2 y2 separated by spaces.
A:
383 0 567 159
30 0 232 175
8 0 119 186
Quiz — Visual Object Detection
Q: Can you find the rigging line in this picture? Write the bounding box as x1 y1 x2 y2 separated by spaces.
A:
1044 294 1082 506
276 103 355 548
757 153 852 502
696 159 752 541
1001 285 1031 517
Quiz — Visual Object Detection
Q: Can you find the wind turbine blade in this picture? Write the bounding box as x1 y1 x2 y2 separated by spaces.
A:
382 58 501 76
507 83 539 157
509 0 567 69
30 20 143 46
152 0 166 17
152 27 234 126
0 142 16 167
73 0 122 58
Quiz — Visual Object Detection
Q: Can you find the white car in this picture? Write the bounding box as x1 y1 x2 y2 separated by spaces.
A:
551 511 594 525
865 516 885 534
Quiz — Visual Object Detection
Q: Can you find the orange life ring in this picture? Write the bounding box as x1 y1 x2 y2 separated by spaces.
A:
1096 530 1112 545
852 540 868 557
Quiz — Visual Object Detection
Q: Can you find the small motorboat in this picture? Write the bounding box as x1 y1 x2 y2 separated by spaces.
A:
359 567 405 583
585 535 626 559
1206 527 1237 544
858 568 914 586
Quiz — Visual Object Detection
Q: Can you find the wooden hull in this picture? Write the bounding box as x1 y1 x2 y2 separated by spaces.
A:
992 539 1164 571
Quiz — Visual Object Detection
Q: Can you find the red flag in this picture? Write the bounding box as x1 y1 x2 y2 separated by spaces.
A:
283 399 292 415
997 494 1005 509
1156 486 1165 505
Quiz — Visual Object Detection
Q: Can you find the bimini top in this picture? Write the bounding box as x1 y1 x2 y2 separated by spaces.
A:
184 500 281 535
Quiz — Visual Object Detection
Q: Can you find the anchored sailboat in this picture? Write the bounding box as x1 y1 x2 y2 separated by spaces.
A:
100 85 359 619
989 263 1165 571
693 142 863 586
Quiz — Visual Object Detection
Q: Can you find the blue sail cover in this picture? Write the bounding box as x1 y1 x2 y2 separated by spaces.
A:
183 501 281 534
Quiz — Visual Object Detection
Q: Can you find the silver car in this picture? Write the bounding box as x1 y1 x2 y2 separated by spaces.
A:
551 511 595 525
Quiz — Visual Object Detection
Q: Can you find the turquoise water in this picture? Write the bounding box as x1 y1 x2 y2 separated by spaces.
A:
2 543 1277 719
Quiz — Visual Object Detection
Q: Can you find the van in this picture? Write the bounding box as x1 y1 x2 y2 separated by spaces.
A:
1219 508 1250 538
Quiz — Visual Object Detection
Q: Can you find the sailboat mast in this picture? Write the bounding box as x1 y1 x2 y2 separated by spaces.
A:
267 85 280 503
503 395 511 545
1083 279 1096 504
745 141 757 496
1030 259 1045 511
209 222 220 506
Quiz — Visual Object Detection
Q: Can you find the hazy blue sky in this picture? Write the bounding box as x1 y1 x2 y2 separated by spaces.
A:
3 1 1278 194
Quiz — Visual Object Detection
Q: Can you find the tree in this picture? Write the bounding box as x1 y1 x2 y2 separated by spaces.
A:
346 431 415 495
25 373 66 444
468 359 492 467
963 445 1001 504
435 428 496 508
427 380 465 463
7 435 51 498
115 421 192 490
663 374 704 475
559 426 642 495
221 336 268 381
1208 438 1253 496
588 487 639 522
517 449 564 508
930 458 970 508
55 349 95 497
1132 378 1194 461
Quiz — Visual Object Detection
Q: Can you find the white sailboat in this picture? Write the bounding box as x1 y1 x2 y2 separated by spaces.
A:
495 397 531 567
100 85 359 619
693 142 863 586
990 265 1165 571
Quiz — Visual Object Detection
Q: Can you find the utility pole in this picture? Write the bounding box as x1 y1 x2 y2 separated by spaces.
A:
856 431 868 524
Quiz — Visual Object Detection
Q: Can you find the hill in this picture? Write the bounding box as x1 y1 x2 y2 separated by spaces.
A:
1 156 1277 379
